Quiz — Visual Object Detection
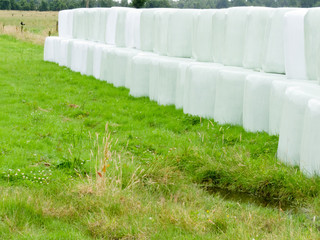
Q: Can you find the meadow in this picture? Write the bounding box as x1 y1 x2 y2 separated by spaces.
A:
0 10 320 239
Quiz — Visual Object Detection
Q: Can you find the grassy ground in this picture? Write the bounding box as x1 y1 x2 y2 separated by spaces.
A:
0 10 58 44
1 32 320 239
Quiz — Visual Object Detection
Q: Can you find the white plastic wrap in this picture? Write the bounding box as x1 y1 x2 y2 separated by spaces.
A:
283 9 308 80
214 67 253 125
44 37 59 62
140 9 156 51
167 9 198 58
262 8 296 74
153 9 176 55
58 38 73 67
130 53 158 97
304 8 320 81
73 8 89 40
98 8 110 43
70 40 90 74
84 41 95 76
157 57 194 106
192 9 216 62
58 10 74 39
114 7 133 47
86 8 101 42
278 85 320 166
125 9 141 48
300 98 320 176
269 80 317 135
105 7 118 45
242 7 274 70
212 9 227 63
110 48 140 87
183 63 223 118
243 72 286 133
223 7 250 67
92 43 110 80
99 45 115 82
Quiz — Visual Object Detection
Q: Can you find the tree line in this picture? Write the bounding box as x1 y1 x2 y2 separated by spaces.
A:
0 0 319 11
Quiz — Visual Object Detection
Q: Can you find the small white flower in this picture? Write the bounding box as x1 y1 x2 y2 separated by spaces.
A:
17 169 20 172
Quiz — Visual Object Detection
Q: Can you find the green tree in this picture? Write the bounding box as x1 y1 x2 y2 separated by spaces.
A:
131 0 146 8
39 0 49 11
29 0 36 10
0 0 11 10
20 0 30 10
215 0 228 8
120 0 128 6
145 0 170 7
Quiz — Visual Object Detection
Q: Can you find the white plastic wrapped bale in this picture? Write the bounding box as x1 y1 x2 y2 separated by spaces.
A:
44 37 60 63
156 57 194 106
105 7 118 45
87 8 101 42
125 9 141 48
192 9 216 62
167 9 198 58
223 7 250 67
114 7 133 47
73 8 89 40
130 52 159 97
214 67 253 125
283 9 308 80
58 10 74 39
183 63 223 118
70 40 90 74
242 7 274 70
140 9 156 51
278 85 320 166
100 47 116 83
153 9 176 55
98 8 110 43
58 38 73 67
304 8 320 81
176 62 192 109
212 9 227 63
109 48 141 87
92 43 114 80
242 73 286 133
262 8 296 74
84 41 96 76
300 99 320 176
269 80 317 135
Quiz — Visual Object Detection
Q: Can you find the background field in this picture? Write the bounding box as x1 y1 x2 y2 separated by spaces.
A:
0 10 58 44
0 11 320 239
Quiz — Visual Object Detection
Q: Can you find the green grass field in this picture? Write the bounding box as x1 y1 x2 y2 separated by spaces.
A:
0 34 320 239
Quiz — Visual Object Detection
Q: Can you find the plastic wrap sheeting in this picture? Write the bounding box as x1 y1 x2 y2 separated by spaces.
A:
159 57 195 106
73 8 89 40
278 85 320 166
84 41 96 76
86 8 101 42
109 48 141 87
214 67 253 125
125 9 141 48
44 37 59 62
130 53 159 97
140 9 156 51
58 10 73 39
98 8 110 43
105 7 118 45
262 8 296 74
242 7 274 70
223 7 250 67
300 99 320 176
153 9 176 55
70 40 91 74
284 9 308 80
100 47 115 82
212 9 226 63
58 38 73 67
269 80 317 135
304 8 320 81
183 63 223 118
114 7 132 47
92 43 112 80
192 9 216 62
243 72 286 133
167 9 198 58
